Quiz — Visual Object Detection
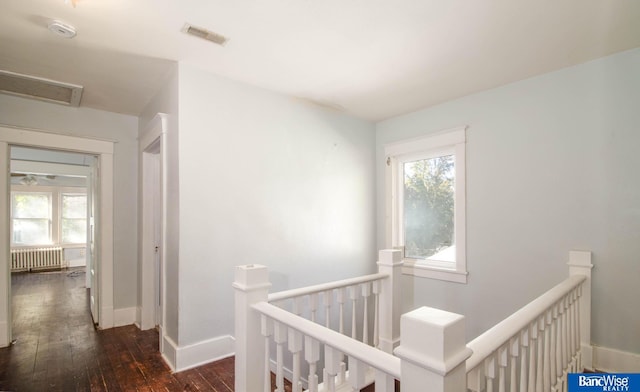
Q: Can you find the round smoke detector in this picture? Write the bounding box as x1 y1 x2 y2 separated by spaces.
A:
48 20 77 38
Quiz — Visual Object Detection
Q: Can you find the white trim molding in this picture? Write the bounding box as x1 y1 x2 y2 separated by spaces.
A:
0 125 115 346
593 346 640 373
114 307 137 327
385 126 468 284
162 334 235 373
162 334 179 372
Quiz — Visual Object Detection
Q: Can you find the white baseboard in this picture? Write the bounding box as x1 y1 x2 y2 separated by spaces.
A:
100 306 114 329
593 345 640 372
67 259 86 268
113 307 136 327
0 321 8 348
134 307 142 329
162 333 178 371
173 335 235 372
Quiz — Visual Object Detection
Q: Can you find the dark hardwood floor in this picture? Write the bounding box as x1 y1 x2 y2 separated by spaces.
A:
0 268 391 391
0 268 235 391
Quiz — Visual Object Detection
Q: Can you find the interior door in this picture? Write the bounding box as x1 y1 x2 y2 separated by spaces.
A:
152 152 162 326
88 157 99 324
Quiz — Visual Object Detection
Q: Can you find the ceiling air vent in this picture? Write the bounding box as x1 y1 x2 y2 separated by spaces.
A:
0 70 83 107
183 23 228 46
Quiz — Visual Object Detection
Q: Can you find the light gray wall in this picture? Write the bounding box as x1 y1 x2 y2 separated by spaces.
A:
0 94 140 310
138 63 180 342
177 63 377 346
376 49 640 354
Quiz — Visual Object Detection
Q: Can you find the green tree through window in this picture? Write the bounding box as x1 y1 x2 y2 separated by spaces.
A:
403 155 454 259
12 192 51 245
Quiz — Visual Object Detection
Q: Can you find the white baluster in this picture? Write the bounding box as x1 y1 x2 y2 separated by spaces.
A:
324 346 342 392
486 355 496 392
528 322 537 392
520 329 529 392
575 285 583 372
571 290 579 370
536 317 544 392
372 279 381 348
288 328 303 392
336 287 346 334
274 321 287 392
361 282 371 345
293 297 303 316
310 293 319 323
543 310 552 392
374 370 395 392
323 290 333 329
261 315 273 392
349 285 358 339
468 367 485 392
510 337 519 392
305 336 320 392
337 359 347 387
498 346 508 392
566 294 574 373
348 357 367 391
556 298 566 391
555 306 563 392
562 297 569 377
550 305 558 390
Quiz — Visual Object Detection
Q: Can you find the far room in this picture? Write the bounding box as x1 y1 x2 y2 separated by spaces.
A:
9 146 95 273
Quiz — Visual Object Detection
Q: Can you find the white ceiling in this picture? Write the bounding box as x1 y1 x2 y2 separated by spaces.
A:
1 0 639 121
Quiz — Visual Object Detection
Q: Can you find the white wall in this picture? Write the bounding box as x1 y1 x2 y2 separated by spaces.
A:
376 49 640 355
177 63 377 348
0 94 139 310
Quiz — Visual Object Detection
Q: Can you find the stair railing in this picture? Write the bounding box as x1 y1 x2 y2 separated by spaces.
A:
234 250 592 392
234 249 403 392
465 250 593 392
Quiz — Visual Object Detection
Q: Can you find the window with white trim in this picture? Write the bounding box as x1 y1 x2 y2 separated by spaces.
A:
385 127 467 283
11 192 52 245
10 187 87 247
61 193 87 244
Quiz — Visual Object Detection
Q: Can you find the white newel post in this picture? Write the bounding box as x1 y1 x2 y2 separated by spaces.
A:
568 250 593 370
394 306 472 392
234 264 271 392
377 249 403 354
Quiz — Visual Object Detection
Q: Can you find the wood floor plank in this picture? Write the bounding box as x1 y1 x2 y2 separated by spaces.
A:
0 269 244 392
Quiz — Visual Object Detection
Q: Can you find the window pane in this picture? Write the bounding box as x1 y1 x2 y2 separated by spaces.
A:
62 194 87 219
62 219 87 243
403 155 455 260
13 219 50 244
12 193 50 218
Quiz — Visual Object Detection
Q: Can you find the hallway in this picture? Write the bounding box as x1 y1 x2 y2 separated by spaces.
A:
0 269 234 391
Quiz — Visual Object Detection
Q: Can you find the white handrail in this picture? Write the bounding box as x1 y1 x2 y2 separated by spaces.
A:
466 274 586 371
253 301 402 379
268 272 388 303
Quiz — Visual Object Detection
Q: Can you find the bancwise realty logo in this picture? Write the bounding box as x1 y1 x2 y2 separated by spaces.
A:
569 374 640 392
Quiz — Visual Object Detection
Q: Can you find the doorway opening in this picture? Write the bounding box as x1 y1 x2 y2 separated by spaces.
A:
0 125 115 347
9 146 98 325
139 113 167 353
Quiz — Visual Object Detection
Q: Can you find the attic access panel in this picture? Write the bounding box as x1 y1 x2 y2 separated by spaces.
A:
0 70 83 107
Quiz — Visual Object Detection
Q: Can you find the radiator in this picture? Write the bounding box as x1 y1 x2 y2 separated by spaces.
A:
11 247 64 272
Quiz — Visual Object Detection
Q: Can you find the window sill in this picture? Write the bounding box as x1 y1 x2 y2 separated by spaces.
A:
402 258 468 284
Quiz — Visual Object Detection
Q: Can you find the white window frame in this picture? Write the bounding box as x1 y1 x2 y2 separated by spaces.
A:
10 185 87 247
10 191 53 246
60 192 88 245
385 126 467 283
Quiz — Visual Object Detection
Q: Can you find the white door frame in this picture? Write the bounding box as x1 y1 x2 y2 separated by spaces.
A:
138 114 167 338
0 125 115 347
